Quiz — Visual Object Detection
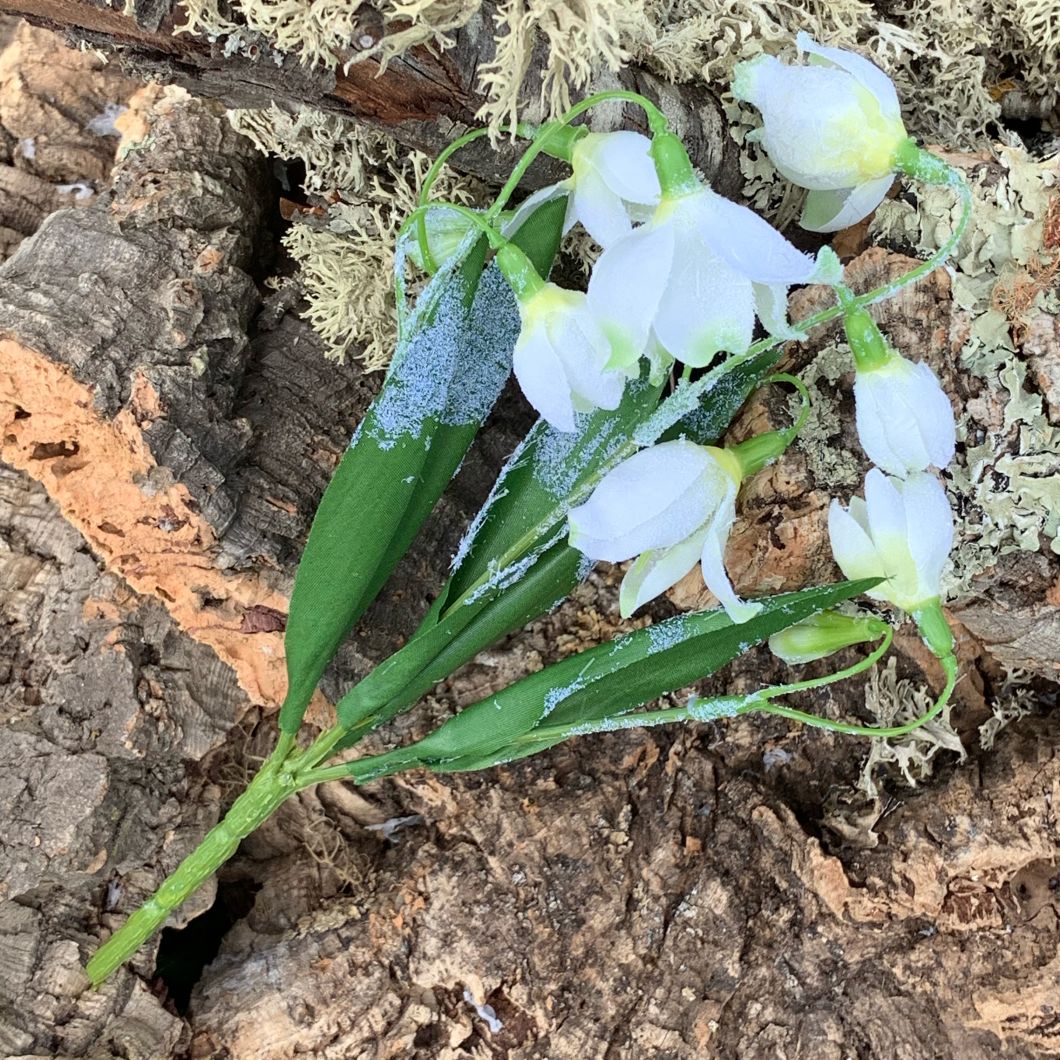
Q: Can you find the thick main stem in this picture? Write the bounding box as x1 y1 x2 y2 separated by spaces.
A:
85 746 298 987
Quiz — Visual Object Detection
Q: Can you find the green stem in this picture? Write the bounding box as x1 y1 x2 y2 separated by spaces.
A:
758 651 957 739
487 90 668 222
85 741 299 987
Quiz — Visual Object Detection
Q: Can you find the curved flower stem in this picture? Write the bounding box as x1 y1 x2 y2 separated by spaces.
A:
487 90 669 223
757 650 958 739
851 166 973 309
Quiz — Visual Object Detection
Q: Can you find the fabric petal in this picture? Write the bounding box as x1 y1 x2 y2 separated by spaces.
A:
587 130 661 205
801 175 893 232
909 361 956 469
549 303 626 413
652 231 755 366
899 472 953 594
571 169 632 248
588 222 674 363
695 189 821 284
568 439 722 561
619 529 705 618
513 325 576 432
796 32 902 121
863 467 907 551
827 498 883 582
753 283 804 340
699 493 762 623
855 369 929 475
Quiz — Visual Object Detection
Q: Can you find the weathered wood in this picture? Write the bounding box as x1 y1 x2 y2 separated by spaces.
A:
0 0 741 194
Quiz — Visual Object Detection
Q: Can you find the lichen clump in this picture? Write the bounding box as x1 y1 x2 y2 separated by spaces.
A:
230 105 482 367
183 0 1057 147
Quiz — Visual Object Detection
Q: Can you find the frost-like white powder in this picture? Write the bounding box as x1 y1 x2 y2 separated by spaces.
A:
441 263 518 427
368 241 518 450
687 695 750 722
645 613 697 654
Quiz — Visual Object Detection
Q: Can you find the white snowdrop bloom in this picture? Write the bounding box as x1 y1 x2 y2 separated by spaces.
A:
511 281 625 433
587 186 840 369
568 439 762 623
732 32 909 232
510 130 661 249
855 356 955 476
828 469 953 613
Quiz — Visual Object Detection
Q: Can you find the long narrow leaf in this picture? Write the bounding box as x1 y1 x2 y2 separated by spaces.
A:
370 579 877 772
279 198 567 732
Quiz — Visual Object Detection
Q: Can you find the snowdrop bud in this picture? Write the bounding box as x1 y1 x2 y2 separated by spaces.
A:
845 306 955 476
768 610 887 664
497 243 624 433
408 207 479 273
732 33 910 232
828 469 953 614
568 440 762 623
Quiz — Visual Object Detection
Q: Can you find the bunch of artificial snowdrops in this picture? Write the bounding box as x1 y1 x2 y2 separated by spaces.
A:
85 34 971 986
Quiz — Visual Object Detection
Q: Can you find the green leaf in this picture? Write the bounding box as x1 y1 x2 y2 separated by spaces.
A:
279 198 567 733
380 579 877 772
660 349 781 444
330 339 792 751
332 539 584 748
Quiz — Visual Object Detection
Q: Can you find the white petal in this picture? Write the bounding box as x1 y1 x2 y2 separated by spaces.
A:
855 369 930 476
801 175 893 233
619 529 705 618
827 498 883 582
863 467 907 550
653 229 755 366
588 222 674 363
548 302 625 413
585 130 660 206
855 359 955 475
513 323 577 432
908 361 956 469
568 440 723 561
899 472 952 594
734 56 874 191
699 492 762 624
571 170 632 248
796 32 902 122
503 181 572 237
695 190 821 284
753 283 804 341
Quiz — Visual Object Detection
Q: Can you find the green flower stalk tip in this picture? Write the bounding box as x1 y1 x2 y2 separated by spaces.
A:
649 131 698 198
769 610 887 665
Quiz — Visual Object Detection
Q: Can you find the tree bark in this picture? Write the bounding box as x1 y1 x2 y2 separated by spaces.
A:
0 0 741 193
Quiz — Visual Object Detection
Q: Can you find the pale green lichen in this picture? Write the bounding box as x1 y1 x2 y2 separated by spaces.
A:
175 0 1059 148
229 104 482 366
788 342 862 490
179 0 477 69
859 658 964 798
871 147 1060 596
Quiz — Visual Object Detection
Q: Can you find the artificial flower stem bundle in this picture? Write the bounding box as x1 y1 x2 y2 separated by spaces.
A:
88 42 971 984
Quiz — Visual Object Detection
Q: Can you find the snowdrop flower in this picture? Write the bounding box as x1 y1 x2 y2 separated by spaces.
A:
497 243 624 432
845 306 955 476
587 154 841 370
828 469 952 614
568 439 762 622
510 130 661 249
732 33 910 232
